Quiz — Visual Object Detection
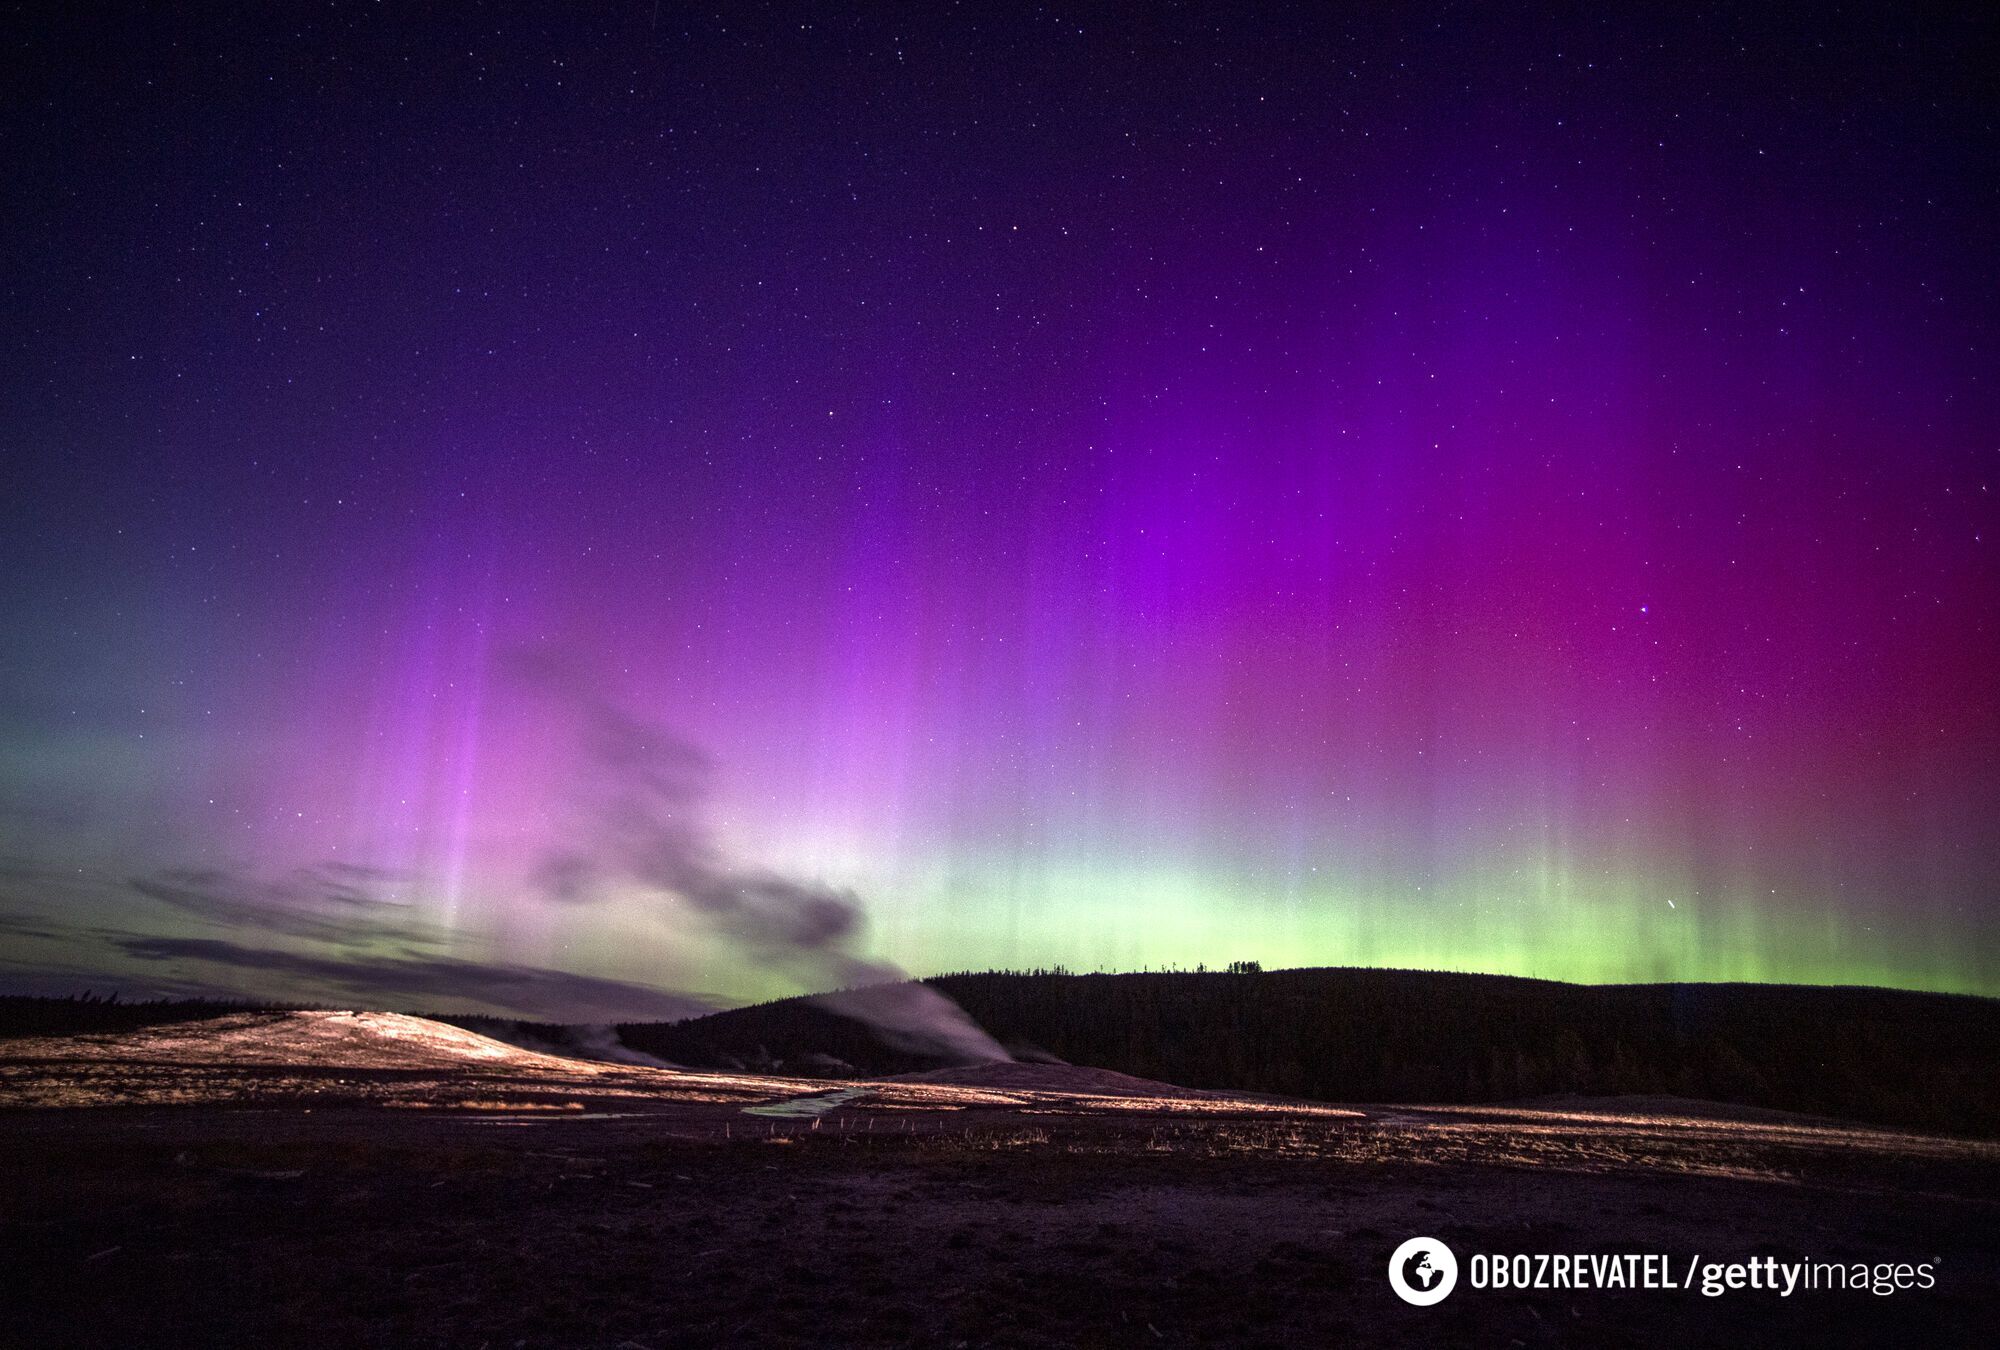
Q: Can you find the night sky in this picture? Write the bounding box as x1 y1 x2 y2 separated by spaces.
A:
2 5 1996 1019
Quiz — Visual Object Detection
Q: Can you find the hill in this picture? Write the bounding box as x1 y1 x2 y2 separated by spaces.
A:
618 968 2000 1135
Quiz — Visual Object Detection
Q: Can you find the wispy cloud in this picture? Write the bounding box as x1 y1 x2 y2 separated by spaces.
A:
112 935 712 1023
0 909 72 942
126 864 443 947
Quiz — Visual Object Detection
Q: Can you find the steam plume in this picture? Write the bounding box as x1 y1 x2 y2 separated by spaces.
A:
516 654 1008 1064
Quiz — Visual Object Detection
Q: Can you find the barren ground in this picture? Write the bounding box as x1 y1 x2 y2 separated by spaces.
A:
1 1013 1995 1347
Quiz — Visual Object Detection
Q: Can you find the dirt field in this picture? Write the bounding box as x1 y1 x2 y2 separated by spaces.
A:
2 1013 1995 1347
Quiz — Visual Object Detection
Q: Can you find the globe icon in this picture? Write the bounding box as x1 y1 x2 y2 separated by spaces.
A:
1402 1250 1442 1290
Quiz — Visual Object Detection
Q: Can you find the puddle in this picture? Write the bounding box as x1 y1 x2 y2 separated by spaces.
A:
742 1087 873 1119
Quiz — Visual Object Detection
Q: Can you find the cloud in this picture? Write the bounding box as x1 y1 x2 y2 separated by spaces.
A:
126 865 446 947
0 908 71 942
0 953 265 1004
112 935 712 1024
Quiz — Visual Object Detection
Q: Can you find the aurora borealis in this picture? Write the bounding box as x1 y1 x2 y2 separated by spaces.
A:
2 6 1996 1017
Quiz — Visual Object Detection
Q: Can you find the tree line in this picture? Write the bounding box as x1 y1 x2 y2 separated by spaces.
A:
619 967 2000 1136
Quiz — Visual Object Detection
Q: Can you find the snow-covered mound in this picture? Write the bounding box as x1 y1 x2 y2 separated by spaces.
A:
6 1010 612 1073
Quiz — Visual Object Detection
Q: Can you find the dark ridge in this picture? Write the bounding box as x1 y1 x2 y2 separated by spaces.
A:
0 993 295 1039
620 968 2000 1136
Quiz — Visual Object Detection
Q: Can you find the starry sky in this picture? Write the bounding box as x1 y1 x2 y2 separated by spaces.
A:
2 5 1996 1019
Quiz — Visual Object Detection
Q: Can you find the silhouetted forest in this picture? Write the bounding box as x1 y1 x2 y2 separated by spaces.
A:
0 992 286 1039
620 969 2000 1136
